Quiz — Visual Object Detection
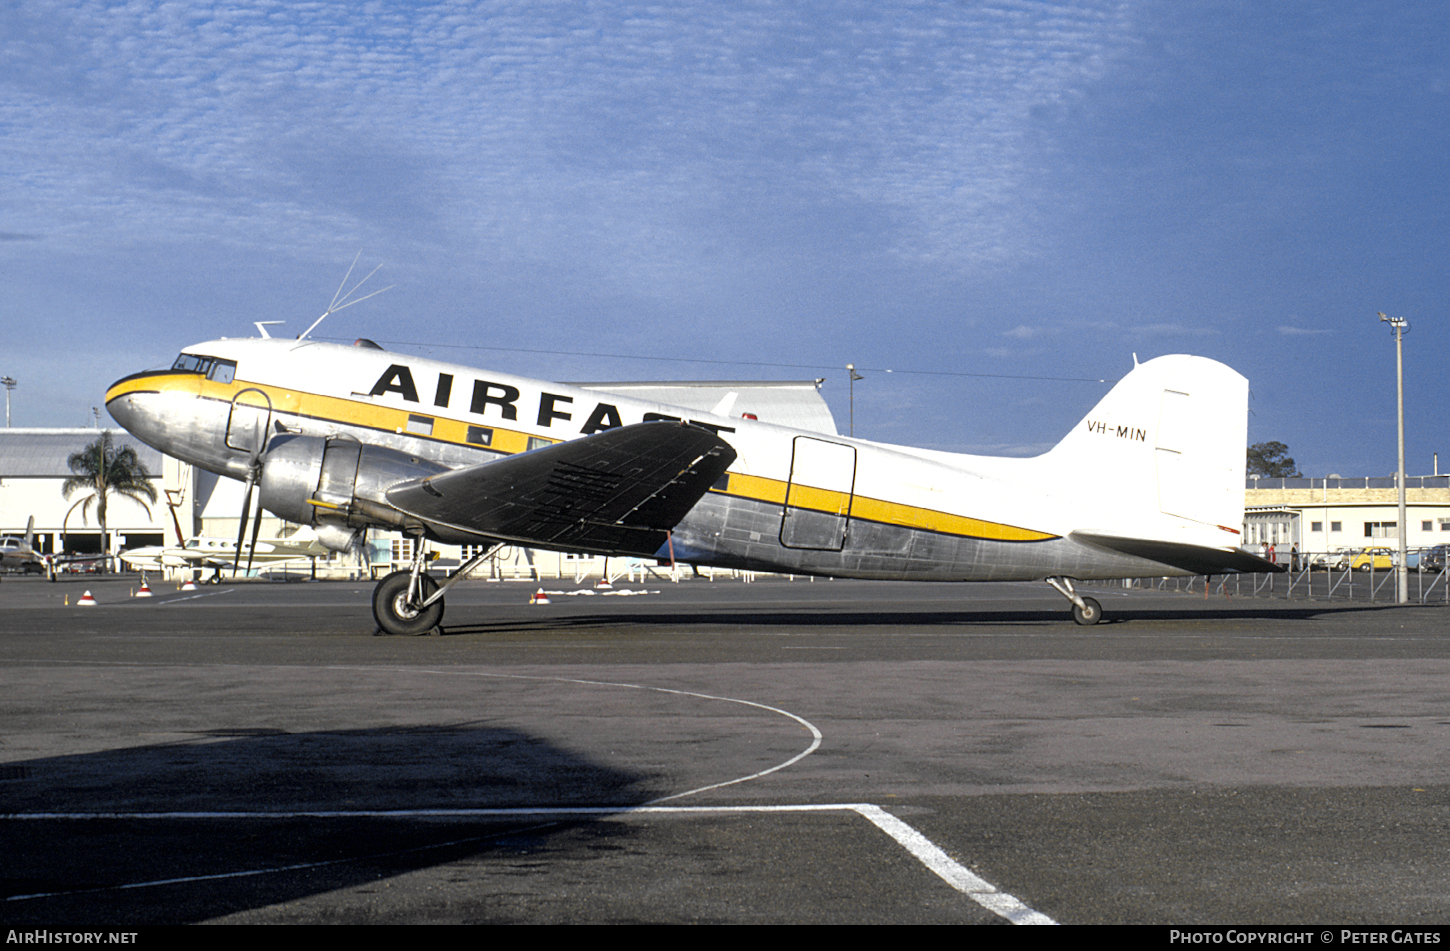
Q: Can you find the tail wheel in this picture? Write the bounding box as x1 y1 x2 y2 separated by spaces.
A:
1072 597 1102 626
373 570 444 635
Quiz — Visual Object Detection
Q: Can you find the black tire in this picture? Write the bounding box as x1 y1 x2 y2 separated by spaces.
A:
1072 597 1102 626
373 570 444 635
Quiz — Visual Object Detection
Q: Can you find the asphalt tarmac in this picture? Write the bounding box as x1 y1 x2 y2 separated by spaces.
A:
2 573 1448 925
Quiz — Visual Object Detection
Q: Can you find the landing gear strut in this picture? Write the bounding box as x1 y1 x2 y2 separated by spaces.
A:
371 540 502 636
1046 576 1102 626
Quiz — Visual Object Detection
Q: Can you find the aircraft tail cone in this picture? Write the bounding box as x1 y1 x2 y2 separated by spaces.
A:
529 588 551 605
77 590 97 606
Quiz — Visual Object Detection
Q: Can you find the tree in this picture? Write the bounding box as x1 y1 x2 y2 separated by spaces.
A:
1246 441 1301 478
62 432 157 566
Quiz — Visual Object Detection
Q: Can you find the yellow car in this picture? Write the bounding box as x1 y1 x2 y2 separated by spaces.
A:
1350 548 1396 572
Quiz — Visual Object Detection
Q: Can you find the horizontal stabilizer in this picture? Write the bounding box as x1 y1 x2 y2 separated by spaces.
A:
1072 531 1284 575
387 421 736 556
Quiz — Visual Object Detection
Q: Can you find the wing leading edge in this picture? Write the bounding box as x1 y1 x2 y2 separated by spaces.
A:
386 421 737 556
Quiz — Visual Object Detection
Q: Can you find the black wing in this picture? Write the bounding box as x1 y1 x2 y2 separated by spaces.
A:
386 421 736 556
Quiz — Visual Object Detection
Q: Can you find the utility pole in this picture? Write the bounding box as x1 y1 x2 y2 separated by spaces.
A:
1378 312 1410 604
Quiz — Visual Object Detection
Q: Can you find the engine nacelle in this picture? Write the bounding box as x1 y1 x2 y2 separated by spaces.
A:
258 435 452 549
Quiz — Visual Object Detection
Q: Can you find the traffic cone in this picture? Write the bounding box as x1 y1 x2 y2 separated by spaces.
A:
529 588 551 605
595 578 614 589
135 580 153 598
77 590 97 606
181 580 198 591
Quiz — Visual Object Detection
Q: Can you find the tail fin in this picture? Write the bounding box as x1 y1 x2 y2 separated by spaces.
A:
24 516 35 550
1045 354 1247 549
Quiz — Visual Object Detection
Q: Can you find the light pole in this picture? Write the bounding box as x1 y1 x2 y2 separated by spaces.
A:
1378 312 1409 604
1 376 14 427
847 364 864 437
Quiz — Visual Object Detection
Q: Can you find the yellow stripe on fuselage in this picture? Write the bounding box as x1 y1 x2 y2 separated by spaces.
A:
718 471 1054 543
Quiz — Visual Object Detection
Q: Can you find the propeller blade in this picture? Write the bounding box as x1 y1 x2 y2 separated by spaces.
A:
232 476 254 578
245 499 264 576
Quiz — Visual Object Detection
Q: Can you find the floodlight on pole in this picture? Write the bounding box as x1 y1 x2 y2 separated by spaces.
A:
1377 312 1410 605
1 376 15 427
847 364 865 437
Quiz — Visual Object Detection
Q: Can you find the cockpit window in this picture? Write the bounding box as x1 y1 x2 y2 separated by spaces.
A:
172 353 237 383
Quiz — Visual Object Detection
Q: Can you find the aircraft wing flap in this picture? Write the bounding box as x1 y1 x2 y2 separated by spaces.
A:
386 421 736 556
1071 531 1285 575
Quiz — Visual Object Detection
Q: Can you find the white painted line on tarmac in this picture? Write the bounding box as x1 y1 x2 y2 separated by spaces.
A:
3 803 1055 923
339 666 825 803
852 804 1057 925
157 588 237 605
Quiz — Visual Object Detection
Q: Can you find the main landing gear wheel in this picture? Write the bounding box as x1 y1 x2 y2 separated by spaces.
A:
373 570 444 636
1071 597 1102 626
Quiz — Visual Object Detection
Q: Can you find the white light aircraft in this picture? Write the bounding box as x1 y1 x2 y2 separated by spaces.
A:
105 334 1277 633
120 529 327 581
0 517 45 574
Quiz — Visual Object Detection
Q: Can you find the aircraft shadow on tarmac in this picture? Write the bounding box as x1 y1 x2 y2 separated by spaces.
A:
430 601 1405 636
1 726 660 925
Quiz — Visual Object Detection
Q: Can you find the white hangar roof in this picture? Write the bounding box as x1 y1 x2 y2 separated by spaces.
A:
0 428 165 478
570 380 838 436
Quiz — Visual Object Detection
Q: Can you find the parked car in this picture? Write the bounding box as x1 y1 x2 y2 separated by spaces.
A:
1423 545 1450 572
1350 547 1396 572
1311 548 1356 570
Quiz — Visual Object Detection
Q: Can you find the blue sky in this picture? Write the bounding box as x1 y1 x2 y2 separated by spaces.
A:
3 0 1446 478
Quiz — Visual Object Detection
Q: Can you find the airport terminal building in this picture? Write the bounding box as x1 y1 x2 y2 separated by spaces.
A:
1243 475 1450 558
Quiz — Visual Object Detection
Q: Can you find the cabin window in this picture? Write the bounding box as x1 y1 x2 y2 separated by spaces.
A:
526 436 555 451
466 426 493 447
405 414 434 436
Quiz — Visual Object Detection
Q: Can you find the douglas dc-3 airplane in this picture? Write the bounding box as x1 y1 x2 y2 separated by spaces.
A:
105 334 1278 634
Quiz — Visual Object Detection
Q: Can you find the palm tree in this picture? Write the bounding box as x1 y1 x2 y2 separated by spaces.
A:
63 431 157 570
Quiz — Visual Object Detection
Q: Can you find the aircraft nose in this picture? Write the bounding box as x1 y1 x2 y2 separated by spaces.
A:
104 371 173 446
104 377 142 431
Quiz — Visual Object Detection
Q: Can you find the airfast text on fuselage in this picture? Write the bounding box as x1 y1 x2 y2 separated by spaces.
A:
368 363 737 438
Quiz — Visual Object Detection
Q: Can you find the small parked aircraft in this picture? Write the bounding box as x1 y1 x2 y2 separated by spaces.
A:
120 529 327 581
105 333 1276 633
0 517 45 574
